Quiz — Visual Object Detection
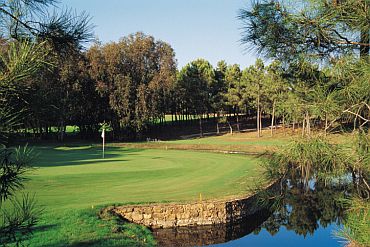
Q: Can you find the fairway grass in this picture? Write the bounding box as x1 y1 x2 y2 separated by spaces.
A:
19 145 265 246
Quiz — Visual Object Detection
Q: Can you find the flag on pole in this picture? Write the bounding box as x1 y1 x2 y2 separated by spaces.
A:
101 129 105 159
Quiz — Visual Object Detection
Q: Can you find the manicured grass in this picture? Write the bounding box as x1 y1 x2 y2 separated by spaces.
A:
28 146 263 208
18 144 265 246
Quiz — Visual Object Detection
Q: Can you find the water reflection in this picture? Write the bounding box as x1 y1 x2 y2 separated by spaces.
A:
152 208 270 247
153 179 352 247
256 179 349 238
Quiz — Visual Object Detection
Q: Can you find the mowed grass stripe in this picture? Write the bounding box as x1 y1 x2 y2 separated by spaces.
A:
24 146 264 212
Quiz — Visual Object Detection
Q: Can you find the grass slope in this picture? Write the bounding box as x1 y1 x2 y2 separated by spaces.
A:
122 129 292 154
19 145 264 246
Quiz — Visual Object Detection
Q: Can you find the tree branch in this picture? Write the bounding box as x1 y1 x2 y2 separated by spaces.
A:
0 7 38 36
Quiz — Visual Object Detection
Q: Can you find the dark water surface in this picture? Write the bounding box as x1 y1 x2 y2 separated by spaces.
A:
154 179 350 247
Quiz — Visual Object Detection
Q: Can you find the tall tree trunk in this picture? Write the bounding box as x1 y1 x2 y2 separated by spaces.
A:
302 117 305 137
303 111 311 136
216 122 220 134
259 110 262 136
256 108 260 137
199 115 203 138
228 121 233 135
270 100 275 137
257 84 261 137
60 120 65 142
236 110 240 132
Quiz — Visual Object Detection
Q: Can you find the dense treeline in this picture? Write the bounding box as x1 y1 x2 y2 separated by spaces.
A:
1 31 369 141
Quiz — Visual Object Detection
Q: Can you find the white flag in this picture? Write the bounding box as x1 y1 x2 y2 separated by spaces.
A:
101 129 105 139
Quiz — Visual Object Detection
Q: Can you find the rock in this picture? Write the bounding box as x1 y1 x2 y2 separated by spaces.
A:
131 212 143 222
111 193 256 229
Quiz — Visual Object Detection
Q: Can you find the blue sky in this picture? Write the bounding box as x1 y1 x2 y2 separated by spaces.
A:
59 0 257 69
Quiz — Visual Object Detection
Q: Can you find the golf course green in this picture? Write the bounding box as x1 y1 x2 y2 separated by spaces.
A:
19 144 265 246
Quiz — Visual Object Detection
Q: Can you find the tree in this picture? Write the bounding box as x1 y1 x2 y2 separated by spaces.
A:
224 64 243 131
242 59 266 137
1 1 93 244
0 40 48 246
239 3 369 245
239 0 369 61
0 0 93 49
177 59 215 137
214 60 228 133
87 33 177 139
265 60 287 136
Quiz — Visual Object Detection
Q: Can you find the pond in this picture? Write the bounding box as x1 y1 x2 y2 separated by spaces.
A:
153 178 352 247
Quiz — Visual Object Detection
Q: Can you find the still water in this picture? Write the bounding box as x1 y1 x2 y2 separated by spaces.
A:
210 223 341 247
153 179 350 247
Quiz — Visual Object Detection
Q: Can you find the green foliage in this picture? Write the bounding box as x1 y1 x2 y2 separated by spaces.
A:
0 0 93 47
0 145 35 203
265 137 348 182
0 1 94 245
0 145 39 246
0 41 49 89
336 197 370 247
177 58 215 115
264 133 369 245
87 32 177 137
99 122 113 133
239 0 370 60
224 63 243 109
0 193 41 245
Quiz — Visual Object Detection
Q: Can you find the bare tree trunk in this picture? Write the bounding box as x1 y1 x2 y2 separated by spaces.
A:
257 85 261 137
60 120 65 142
256 109 259 137
216 122 220 134
236 110 240 132
292 119 295 133
259 110 262 136
306 112 311 136
302 111 310 137
270 100 275 137
199 115 203 138
228 121 233 135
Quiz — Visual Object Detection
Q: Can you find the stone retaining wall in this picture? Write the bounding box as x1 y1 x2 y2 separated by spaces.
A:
111 190 268 229
152 207 271 247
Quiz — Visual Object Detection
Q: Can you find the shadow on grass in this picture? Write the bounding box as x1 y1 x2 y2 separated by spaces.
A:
33 146 144 168
31 224 58 232
37 238 151 247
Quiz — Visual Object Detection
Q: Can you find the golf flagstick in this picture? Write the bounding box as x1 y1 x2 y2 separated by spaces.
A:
101 128 105 158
